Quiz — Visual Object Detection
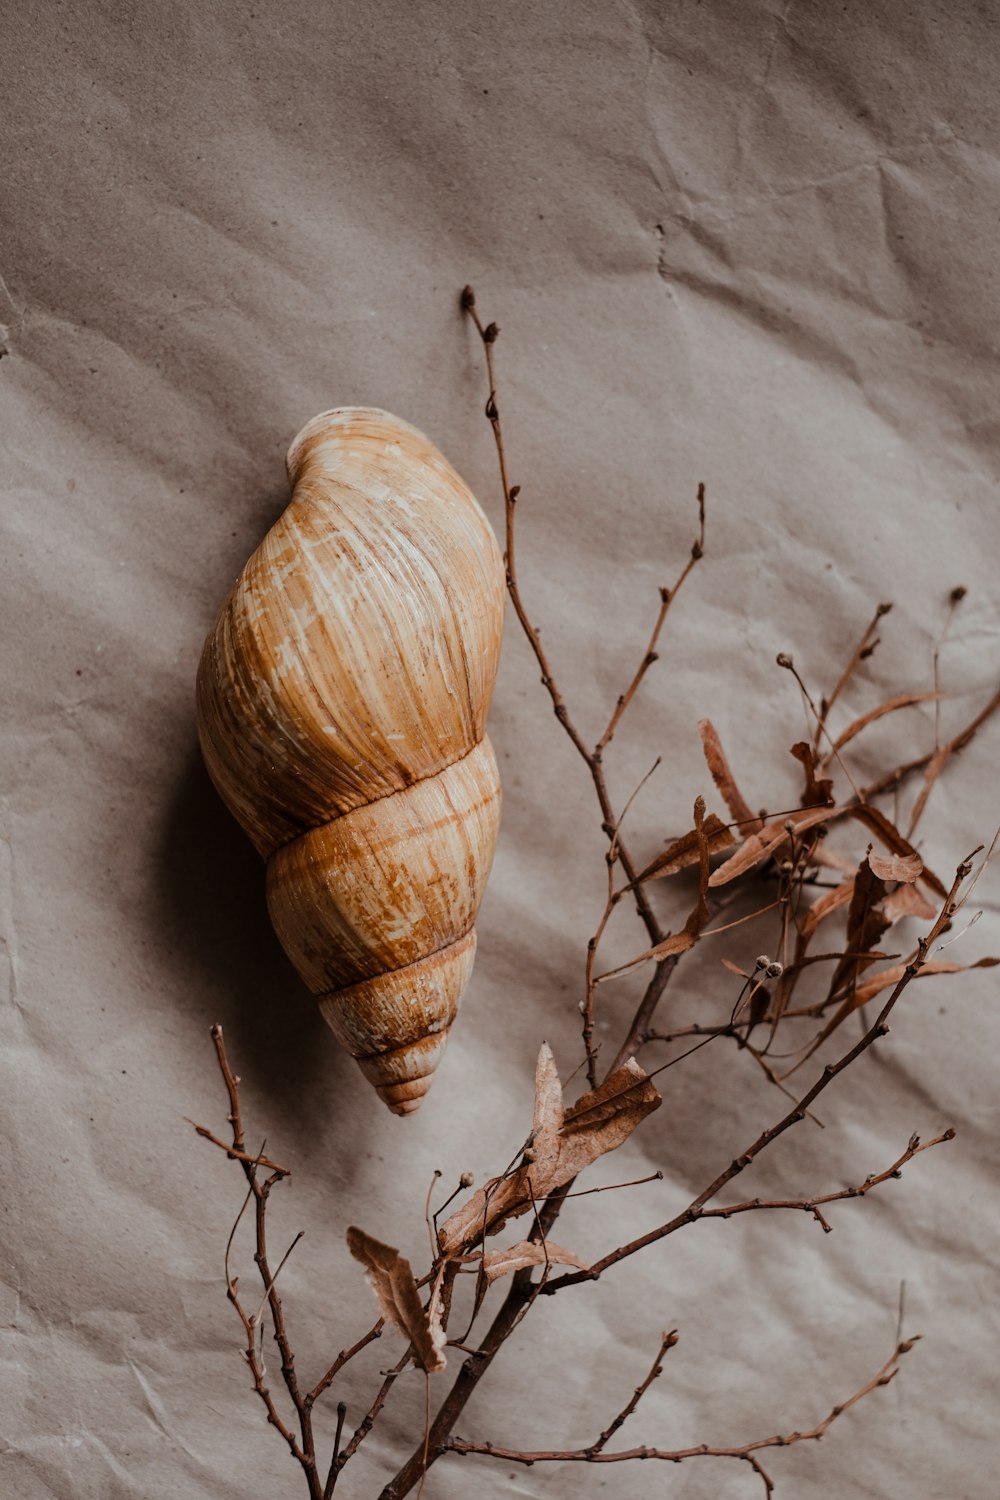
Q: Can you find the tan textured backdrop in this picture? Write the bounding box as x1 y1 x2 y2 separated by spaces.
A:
3 3 999 1497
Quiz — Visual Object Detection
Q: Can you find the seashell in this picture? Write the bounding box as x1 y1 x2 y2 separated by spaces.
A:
196 407 505 1114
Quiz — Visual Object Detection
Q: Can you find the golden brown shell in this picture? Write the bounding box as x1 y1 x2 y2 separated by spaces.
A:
196 407 505 1113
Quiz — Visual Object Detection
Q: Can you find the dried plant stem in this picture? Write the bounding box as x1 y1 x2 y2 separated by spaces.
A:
596 495 704 756
329 1351 410 1491
812 600 892 756
308 1320 385 1408
443 1335 917 1498
696 1128 953 1234
861 680 1000 809
378 1268 536 1500
545 855 972 1291
462 289 701 944
463 287 713 1093
381 860 974 1497
199 296 999 1500
185 1121 287 1173
196 1028 322 1499
592 1330 679 1451
363 292 982 1500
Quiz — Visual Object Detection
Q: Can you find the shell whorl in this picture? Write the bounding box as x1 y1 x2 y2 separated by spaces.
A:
196 407 505 1113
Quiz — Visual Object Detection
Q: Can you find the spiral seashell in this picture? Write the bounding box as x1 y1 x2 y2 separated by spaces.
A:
196 407 505 1114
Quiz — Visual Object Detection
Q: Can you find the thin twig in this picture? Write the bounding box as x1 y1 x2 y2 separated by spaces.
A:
698 1129 954 1234
201 1026 322 1498
860 680 1000 807
186 1120 289 1174
591 1330 679 1453
335 1352 411 1475
596 485 704 755
813 601 893 756
308 1320 384 1408
443 1335 917 1497
543 855 973 1291
463 285 699 952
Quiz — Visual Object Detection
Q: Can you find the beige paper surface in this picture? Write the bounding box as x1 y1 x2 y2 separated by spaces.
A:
3 3 999 1497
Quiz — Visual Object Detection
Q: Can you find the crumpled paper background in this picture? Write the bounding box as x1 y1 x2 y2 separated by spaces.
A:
3 3 999 1497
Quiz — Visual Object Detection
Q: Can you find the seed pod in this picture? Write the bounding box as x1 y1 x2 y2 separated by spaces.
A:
196 407 505 1114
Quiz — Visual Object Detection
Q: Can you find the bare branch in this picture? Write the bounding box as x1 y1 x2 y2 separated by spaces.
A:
444 1335 917 1492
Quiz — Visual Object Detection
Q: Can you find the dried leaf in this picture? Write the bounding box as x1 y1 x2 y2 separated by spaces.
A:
801 877 855 939
827 691 942 755
636 814 734 883
868 849 923 883
811 844 858 876
848 804 946 896
606 798 713 974
481 1239 587 1284
790 741 835 807
906 744 952 839
557 1060 662 1176
824 858 890 1001
796 954 1000 1065
346 1226 446 1373
884 881 936 924
699 719 760 833
708 805 836 887
615 926 692 967
530 1041 564 1163
437 1052 660 1256
426 1260 457 1364
847 955 1000 1006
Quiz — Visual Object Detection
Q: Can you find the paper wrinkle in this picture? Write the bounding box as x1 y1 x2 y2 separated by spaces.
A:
127 1357 204 1462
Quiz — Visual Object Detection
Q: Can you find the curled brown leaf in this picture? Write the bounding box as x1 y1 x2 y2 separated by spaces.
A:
708 805 836 887
604 798 712 975
698 719 760 833
346 1226 446 1373
884 882 937 924
801 877 855 939
848 804 946 896
790 741 835 807
846 955 1000 1006
481 1240 587 1284
793 954 1000 1070
868 849 923 884
636 813 734 883
437 1048 660 1257
825 690 942 756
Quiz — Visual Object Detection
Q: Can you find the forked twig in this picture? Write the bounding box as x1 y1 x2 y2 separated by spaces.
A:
444 1334 918 1498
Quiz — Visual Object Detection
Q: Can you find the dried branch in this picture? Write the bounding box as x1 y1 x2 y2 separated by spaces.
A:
329 1350 411 1490
198 295 999 1500
591 1329 679 1453
596 486 704 755
543 853 975 1292
812 600 892 756
194 1026 413 1500
860 680 1000 809
193 1026 322 1499
308 1320 384 1409
462 283 703 980
444 1334 917 1498
699 1128 955 1234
